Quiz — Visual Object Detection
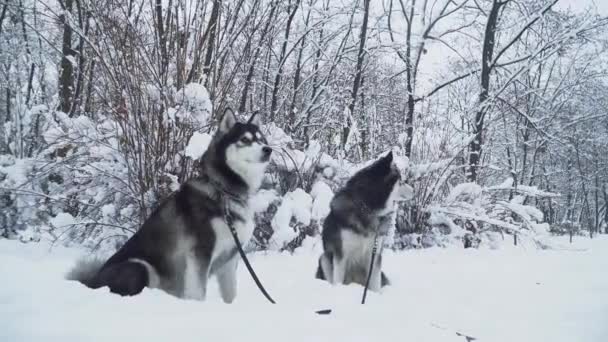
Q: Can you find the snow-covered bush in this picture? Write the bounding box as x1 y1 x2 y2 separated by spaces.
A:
3 0 602 252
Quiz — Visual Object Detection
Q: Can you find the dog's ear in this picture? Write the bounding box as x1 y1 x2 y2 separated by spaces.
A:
377 151 393 169
383 151 393 164
219 108 237 133
247 111 262 127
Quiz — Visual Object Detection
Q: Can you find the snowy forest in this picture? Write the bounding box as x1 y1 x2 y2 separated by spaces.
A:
1 0 608 251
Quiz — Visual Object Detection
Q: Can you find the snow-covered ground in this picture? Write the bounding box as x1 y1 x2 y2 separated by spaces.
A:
1 236 607 342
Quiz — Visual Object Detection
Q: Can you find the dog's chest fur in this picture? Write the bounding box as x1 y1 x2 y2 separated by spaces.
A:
340 229 383 266
181 199 254 300
210 199 254 262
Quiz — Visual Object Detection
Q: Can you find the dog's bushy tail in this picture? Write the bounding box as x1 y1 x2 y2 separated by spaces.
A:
65 258 104 288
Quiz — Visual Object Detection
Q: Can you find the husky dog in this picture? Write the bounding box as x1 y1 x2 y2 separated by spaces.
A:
315 151 401 291
67 109 272 303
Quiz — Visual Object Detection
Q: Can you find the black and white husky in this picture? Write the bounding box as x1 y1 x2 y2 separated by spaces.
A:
315 151 401 291
68 109 271 303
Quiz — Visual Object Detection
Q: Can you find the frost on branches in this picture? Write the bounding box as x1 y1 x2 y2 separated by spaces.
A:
2 0 607 252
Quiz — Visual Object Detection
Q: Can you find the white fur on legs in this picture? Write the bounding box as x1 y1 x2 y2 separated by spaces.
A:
320 254 334 283
368 257 383 292
332 256 347 285
183 252 209 300
216 255 238 303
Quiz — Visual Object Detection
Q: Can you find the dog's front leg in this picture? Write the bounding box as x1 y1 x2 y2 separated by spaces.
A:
332 256 347 285
368 253 383 292
216 255 238 303
182 254 209 300
196 260 210 301
319 253 334 283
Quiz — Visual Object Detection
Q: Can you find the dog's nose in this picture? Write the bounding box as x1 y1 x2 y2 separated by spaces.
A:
262 146 272 156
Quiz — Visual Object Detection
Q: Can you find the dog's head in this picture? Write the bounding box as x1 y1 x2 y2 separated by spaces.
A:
347 151 402 212
210 108 271 191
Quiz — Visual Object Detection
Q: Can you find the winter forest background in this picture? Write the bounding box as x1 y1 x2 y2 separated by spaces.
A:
1 0 607 252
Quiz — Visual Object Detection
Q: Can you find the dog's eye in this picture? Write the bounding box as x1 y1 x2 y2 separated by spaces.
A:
240 137 251 144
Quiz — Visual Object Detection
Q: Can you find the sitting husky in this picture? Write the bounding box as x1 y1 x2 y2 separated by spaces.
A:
68 109 272 303
316 151 401 291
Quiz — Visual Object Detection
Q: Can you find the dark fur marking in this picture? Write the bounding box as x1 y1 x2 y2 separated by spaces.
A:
94 261 149 296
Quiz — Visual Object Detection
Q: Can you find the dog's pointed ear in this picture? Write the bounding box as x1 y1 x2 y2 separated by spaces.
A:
383 151 393 163
377 151 393 169
247 111 262 127
219 108 237 133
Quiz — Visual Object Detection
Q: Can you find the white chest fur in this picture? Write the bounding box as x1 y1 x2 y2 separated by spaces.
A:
340 230 384 266
210 200 254 263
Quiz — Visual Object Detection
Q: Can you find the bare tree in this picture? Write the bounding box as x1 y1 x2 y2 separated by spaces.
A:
58 0 75 114
387 0 471 158
270 0 302 121
467 0 559 182
342 0 370 154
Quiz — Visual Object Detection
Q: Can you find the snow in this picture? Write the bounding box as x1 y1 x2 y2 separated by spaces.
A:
446 182 483 205
101 204 116 219
263 122 293 148
264 123 323 173
1 236 608 342
49 212 76 229
0 157 32 187
310 181 333 221
488 178 559 198
251 189 280 213
398 182 415 201
558 0 608 15
178 83 213 125
271 188 313 247
272 148 313 172
270 203 298 246
184 132 212 160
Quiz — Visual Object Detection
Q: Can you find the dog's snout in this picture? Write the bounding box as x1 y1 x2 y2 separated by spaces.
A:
262 146 272 156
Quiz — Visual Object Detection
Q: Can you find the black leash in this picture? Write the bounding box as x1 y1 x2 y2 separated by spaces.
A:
361 233 379 304
352 196 380 305
223 202 276 304
223 198 332 315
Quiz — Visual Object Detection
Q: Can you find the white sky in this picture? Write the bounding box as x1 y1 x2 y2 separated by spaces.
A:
557 0 608 15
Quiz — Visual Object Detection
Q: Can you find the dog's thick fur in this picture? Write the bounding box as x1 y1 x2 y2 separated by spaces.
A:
67 109 271 302
315 151 401 291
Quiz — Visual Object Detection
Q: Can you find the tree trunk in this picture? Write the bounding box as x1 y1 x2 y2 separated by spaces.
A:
603 185 608 234
359 76 368 158
270 0 301 122
0 2 8 37
0 87 8 154
58 0 75 114
467 0 503 182
402 0 415 158
288 6 311 133
202 0 221 88
84 59 96 113
342 0 370 152
239 2 277 113
302 21 325 146
594 156 600 234
154 0 169 81
70 0 88 117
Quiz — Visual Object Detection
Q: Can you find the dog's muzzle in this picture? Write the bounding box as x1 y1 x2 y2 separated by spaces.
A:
262 146 272 161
